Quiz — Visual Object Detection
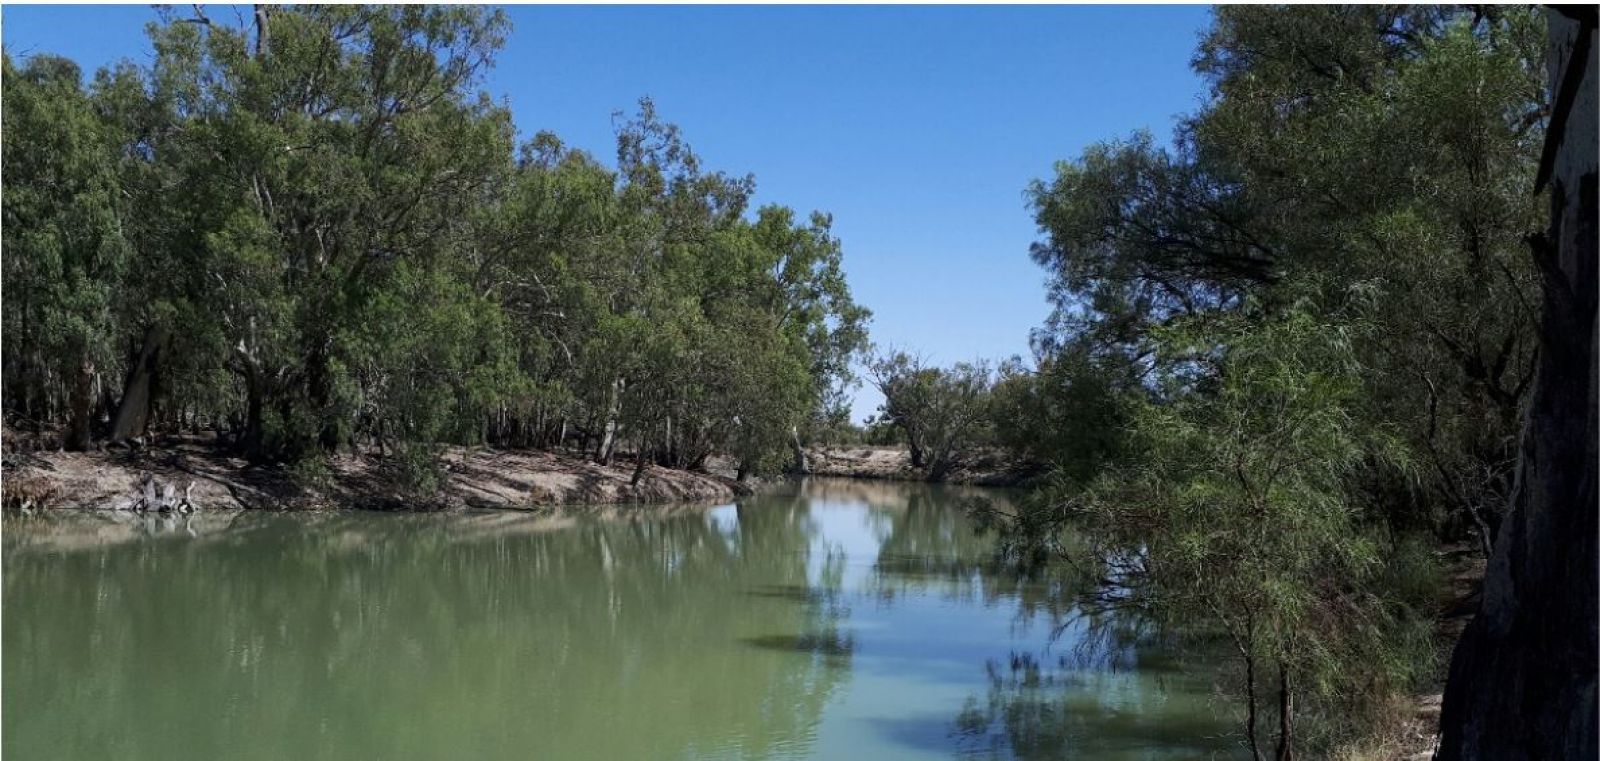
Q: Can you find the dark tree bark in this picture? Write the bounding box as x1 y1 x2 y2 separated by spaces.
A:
240 367 266 457
306 340 341 451
65 356 94 451
1275 662 1293 761
630 445 649 487
1436 8 1598 760
109 325 169 443
1243 650 1263 761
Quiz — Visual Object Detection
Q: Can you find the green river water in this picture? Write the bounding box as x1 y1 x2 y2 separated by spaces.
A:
3 478 1241 760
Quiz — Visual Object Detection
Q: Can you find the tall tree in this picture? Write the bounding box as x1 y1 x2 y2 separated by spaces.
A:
1026 5 1546 549
136 6 516 462
2 54 133 448
996 6 1566 756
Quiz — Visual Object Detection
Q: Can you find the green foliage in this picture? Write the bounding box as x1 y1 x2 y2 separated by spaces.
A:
2 53 134 437
285 455 335 493
1024 6 1543 544
993 6 1546 754
2 8 869 480
868 351 995 479
988 347 1128 485
1050 303 1430 755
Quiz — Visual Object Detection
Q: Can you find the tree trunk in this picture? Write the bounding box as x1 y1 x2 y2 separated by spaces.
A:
664 414 675 467
1244 651 1263 761
95 370 117 432
596 377 623 465
928 450 955 482
66 356 94 451
253 4 271 58
790 425 810 475
306 341 341 452
1274 661 1293 761
1436 9 1598 759
240 368 266 458
109 325 168 442
630 447 648 488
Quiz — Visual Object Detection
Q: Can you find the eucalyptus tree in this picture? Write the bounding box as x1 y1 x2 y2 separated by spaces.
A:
867 351 936 468
869 351 994 479
134 5 518 465
568 99 754 465
472 134 620 449
3 7 869 487
749 205 871 456
1 54 134 448
485 102 869 475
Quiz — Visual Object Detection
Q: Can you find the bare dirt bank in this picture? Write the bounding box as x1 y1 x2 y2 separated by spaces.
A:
804 446 1038 487
2 441 750 512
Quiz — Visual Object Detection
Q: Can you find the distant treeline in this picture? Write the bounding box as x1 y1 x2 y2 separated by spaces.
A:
2 6 868 486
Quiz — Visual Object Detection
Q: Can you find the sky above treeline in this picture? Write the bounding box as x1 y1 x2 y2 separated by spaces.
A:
2 4 1211 421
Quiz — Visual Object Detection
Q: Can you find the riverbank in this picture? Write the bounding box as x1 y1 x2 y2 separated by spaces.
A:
1 439 750 511
805 445 1038 487
1341 543 1486 761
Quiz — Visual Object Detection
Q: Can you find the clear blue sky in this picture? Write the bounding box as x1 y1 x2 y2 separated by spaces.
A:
2 4 1212 421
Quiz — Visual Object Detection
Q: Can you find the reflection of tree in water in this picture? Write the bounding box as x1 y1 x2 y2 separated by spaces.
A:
866 487 1080 624
951 645 1243 761
736 492 855 665
814 488 1241 760
3 501 851 761
6 485 1242 760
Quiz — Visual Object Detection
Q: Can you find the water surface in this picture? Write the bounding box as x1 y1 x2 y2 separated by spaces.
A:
4 479 1241 760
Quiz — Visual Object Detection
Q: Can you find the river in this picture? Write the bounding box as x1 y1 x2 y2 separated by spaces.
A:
3 478 1241 760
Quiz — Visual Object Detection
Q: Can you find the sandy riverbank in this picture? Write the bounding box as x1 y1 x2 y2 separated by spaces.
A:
804 445 1039 487
1 440 750 511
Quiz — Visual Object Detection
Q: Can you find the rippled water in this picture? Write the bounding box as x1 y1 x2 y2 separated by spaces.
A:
3 478 1242 760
